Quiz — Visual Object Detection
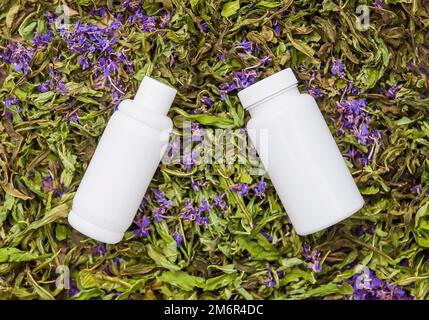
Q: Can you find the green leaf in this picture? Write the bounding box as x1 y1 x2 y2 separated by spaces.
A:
0 248 40 263
221 0 240 18
190 0 201 9
6 3 20 30
55 224 68 241
158 271 205 291
395 117 414 126
360 186 379 195
235 235 281 261
204 273 237 291
146 244 181 271
255 1 282 8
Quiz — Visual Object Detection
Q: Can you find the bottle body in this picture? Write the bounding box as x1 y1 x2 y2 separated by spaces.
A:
68 101 172 243
246 90 364 235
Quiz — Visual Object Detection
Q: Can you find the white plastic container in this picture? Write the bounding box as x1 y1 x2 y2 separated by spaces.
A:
68 77 177 244
238 68 364 235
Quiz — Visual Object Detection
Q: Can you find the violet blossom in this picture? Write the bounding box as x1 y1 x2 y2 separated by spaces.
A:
374 0 383 9
151 188 173 221
0 42 34 75
302 243 322 273
181 200 197 222
134 216 151 237
346 268 412 300
191 177 205 192
331 57 345 78
183 150 199 170
68 113 78 123
4 97 20 120
272 18 281 36
213 192 227 212
219 70 260 94
201 95 214 106
230 183 250 197
264 263 275 287
253 177 267 198
173 230 183 247
93 243 107 257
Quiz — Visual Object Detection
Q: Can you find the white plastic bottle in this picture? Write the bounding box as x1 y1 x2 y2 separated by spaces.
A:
68 76 177 244
238 68 364 235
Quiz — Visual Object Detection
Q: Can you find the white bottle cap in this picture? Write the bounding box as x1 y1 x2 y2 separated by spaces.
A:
134 76 177 115
237 68 298 110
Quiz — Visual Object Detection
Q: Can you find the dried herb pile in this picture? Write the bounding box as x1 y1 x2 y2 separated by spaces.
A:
0 0 428 300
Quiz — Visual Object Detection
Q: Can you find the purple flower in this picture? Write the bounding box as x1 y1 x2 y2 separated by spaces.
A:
190 122 205 142
142 16 156 32
169 52 175 66
134 216 151 237
181 200 197 221
230 183 250 197
90 7 108 16
5 97 20 118
302 243 322 273
0 43 34 75
236 40 253 54
33 31 54 48
180 199 210 227
253 177 267 198
272 18 281 36
69 113 78 123
195 214 209 227
38 82 50 93
42 176 54 190
307 86 324 98
258 55 271 65
331 58 345 78
336 97 380 153
47 67 68 94
213 193 227 212
198 198 211 214
58 17 133 96
159 12 171 29
183 150 199 170
346 268 412 300
386 84 400 99
201 22 208 33
374 0 383 8
260 230 273 242
151 189 173 221
152 189 173 207
195 199 211 227
367 224 375 235
201 95 214 106
307 70 325 98
264 263 276 287
68 278 80 297
164 139 181 162
173 231 183 247
191 177 205 192
93 243 107 257
355 225 365 236
411 185 422 195
220 70 260 94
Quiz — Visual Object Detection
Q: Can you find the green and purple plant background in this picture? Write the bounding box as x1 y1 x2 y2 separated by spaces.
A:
0 0 428 300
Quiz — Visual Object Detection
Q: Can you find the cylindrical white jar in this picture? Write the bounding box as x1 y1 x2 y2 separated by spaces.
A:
68 77 177 243
238 68 364 235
